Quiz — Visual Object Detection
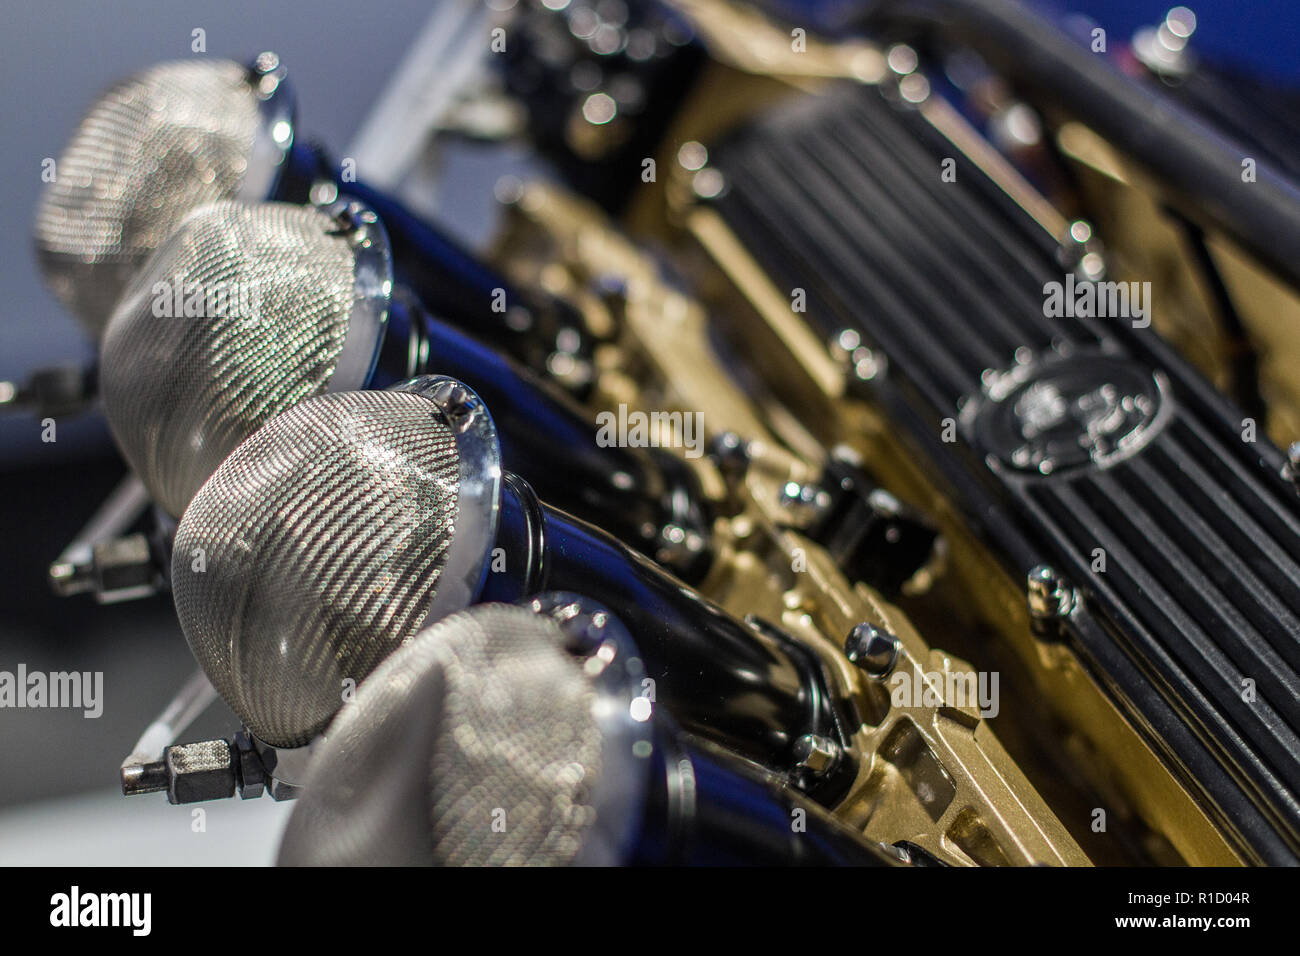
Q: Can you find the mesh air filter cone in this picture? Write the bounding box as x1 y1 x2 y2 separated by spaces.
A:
100 200 357 517
277 603 608 866
34 59 276 335
172 390 463 748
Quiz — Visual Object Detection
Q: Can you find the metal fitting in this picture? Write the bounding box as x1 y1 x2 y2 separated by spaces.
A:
49 533 158 601
793 734 843 776
1027 564 1074 619
844 623 901 678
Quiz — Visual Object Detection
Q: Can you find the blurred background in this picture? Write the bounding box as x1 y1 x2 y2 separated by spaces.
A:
0 0 1294 865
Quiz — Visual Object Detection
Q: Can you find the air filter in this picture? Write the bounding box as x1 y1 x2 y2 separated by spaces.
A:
277 599 651 866
100 199 389 517
33 56 292 335
171 383 502 749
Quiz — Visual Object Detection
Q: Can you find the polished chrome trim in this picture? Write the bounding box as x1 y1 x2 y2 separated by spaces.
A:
391 375 503 622
240 52 296 204
322 199 393 391
527 592 655 866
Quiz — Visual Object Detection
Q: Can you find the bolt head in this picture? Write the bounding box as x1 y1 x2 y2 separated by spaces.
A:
793 734 842 775
1027 564 1073 619
165 740 236 805
708 431 750 482
429 380 480 432
844 623 900 677
780 482 831 524
253 51 281 75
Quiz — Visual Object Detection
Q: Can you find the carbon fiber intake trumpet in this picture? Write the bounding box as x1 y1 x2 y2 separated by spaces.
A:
172 382 844 797
277 597 894 867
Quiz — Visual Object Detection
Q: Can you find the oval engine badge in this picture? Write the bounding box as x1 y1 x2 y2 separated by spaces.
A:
962 350 1172 476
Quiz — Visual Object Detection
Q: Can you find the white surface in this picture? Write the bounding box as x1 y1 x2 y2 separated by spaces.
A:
347 0 492 189
0 788 294 866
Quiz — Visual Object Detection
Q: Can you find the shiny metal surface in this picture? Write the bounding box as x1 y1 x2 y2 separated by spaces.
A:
241 52 296 203
277 602 629 866
323 200 393 394
171 390 463 749
504 177 1091 866
33 59 280 335
843 623 900 678
100 200 357 517
24 0 1300 875
525 592 656 865
390 376 503 623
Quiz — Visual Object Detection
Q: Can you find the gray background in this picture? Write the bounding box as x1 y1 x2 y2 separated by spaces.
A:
0 0 435 464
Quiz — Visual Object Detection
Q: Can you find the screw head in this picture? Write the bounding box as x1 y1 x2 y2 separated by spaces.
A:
1282 443 1300 490
1027 564 1073 619
708 431 750 484
429 380 480 432
793 734 842 775
253 51 281 75
844 623 900 678
780 482 831 524
328 202 380 248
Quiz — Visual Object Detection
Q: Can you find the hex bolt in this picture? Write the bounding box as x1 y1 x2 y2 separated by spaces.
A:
430 380 480 432
1027 564 1074 621
48 560 94 597
164 740 237 805
232 731 267 800
1284 442 1300 492
844 623 901 678
50 534 156 599
328 202 379 245
793 734 842 776
780 481 831 525
92 534 155 593
707 431 751 485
